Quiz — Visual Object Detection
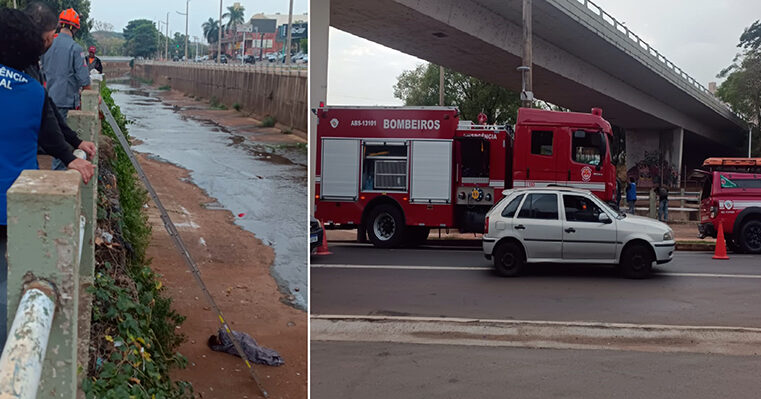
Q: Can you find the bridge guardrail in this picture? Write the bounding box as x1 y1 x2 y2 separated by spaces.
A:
0 89 100 398
555 0 745 124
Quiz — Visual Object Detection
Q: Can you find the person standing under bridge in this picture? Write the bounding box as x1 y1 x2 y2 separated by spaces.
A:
0 8 94 351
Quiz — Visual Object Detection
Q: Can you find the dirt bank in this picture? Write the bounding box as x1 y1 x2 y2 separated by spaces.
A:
154 87 307 144
137 154 306 398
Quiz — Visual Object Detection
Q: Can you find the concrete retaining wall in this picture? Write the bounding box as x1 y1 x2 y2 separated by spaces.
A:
102 61 132 79
133 63 308 131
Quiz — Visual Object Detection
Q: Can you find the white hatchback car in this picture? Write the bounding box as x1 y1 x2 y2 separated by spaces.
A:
482 187 675 278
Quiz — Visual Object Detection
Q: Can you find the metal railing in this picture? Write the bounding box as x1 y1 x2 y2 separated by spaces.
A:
0 88 100 398
553 0 744 124
135 59 307 76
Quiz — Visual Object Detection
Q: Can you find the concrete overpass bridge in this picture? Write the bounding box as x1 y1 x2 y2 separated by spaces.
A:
310 0 749 190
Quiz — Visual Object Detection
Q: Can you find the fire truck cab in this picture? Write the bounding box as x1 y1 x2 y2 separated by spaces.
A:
314 106 616 248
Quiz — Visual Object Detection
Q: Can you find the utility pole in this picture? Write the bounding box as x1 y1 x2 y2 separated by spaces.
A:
177 0 190 61
156 20 162 59
165 12 170 61
194 36 199 59
217 0 223 63
285 0 294 65
520 0 534 108
439 66 445 105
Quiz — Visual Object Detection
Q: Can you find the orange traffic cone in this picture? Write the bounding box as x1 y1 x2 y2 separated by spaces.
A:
712 221 729 260
316 221 332 255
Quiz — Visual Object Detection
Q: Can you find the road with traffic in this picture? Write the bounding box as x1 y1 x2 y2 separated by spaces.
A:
310 242 761 398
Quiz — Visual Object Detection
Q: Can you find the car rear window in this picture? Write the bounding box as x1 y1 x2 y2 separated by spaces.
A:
517 193 558 220
501 194 525 217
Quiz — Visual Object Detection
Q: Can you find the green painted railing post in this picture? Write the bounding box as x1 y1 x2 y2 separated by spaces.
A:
6 170 82 398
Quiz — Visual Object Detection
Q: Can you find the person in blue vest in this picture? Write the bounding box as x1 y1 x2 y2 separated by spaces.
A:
0 8 94 351
626 176 637 214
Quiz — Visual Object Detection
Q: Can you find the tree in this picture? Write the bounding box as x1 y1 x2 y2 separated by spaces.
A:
202 17 220 44
123 19 158 58
717 20 761 156
91 19 113 32
222 3 245 55
300 38 308 54
394 63 521 124
2 0 94 44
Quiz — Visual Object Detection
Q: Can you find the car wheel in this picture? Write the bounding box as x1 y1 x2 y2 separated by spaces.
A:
739 220 761 254
620 243 654 279
366 205 405 248
493 241 525 277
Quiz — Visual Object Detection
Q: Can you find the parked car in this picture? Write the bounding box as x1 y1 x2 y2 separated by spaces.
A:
482 187 674 279
311 216 324 253
243 55 255 64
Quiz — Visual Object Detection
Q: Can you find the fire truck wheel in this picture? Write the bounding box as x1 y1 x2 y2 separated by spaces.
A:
620 243 653 279
738 220 761 254
493 241 525 277
367 205 405 248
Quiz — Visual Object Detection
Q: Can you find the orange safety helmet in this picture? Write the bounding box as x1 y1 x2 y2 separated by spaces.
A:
58 8 80 30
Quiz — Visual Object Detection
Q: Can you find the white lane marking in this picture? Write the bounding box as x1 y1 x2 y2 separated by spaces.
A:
311 264 491 271
311 264 761 279
311 314 761 332
310 316 761 356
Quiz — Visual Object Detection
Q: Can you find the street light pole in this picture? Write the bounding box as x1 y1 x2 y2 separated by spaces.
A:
176 0 190 61
217 0 223 63
285 0 294 65
165 12 169 61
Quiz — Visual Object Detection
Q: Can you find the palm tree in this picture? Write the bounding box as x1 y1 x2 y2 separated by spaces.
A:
202 18 220 45
222 4 245 57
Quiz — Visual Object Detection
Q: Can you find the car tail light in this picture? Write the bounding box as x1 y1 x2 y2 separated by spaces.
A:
484 216 489 235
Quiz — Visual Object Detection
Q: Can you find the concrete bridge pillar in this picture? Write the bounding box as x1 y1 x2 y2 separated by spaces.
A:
625 127 684 188
310 0 330 215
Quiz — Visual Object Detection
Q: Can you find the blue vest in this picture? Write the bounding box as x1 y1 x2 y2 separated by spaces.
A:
0 65 44 225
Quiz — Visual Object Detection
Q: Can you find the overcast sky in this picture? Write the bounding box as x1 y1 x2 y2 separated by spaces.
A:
326 0 761 106
90 0 306 42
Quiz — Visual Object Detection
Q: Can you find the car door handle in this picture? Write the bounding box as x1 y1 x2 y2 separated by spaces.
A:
515 224 526 230
565 227 576 233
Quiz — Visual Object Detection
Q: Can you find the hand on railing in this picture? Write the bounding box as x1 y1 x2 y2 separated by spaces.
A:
78 141 96 159
67 158 95 184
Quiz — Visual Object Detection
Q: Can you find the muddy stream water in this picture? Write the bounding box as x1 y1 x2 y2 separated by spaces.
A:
110 83 307 309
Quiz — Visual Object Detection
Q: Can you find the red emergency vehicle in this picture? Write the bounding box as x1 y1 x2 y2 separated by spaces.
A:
697 158 761 253
314 106 616 247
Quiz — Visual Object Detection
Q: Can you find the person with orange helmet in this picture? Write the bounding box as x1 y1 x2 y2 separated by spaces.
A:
87 45 102 73
40 7 91 171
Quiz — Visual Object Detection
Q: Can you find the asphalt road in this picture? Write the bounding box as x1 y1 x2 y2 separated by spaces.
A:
311 243 761 327
311 243 761 398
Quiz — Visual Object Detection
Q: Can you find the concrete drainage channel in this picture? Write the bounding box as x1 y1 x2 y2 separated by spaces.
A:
311 315 761 357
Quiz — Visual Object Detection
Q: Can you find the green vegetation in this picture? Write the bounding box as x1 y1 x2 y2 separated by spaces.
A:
233 102 242 111
209 96 227 110
394 63 521 125
716 20 761 156
123 19 159 58
83 84 191 398
259 115 277 128
202 17 221 45
158 85 171 91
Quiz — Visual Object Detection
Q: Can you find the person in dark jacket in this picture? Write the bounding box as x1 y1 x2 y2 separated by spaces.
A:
655 184 669 222
24 1 96 160
0 8 94 351
87 45 103 73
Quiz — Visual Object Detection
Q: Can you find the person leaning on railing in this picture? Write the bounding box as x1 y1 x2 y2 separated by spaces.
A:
0 8 94 351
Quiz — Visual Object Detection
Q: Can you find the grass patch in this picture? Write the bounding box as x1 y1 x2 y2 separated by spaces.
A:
259 115 277 128
135 76 153 85
158 85 171 91
209 96 227 110
85 84 192 398
281 128 293 134
233 103 242 111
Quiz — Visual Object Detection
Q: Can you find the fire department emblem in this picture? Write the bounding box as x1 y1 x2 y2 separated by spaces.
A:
723 200 734 210
330 118 339 128
581 166 592 182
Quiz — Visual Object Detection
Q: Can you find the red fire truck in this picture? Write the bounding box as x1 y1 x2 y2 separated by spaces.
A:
314 106 617 247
